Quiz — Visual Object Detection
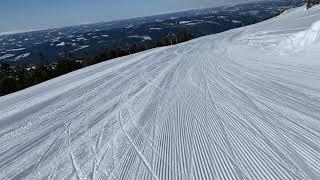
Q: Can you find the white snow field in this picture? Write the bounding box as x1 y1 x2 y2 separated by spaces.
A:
1 5 320 180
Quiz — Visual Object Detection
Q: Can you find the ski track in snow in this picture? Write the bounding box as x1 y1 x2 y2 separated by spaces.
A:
1 5 320 180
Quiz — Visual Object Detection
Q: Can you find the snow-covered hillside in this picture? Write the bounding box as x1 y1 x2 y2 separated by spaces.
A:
1 5 320 180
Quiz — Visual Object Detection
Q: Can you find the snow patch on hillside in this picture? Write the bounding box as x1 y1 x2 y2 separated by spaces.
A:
150 28 162 30
128 35 152 40
13 53 30 61
0 54 15 60
71 45 89 53
56 42 66 46
6 48 26 52
179 21 192 24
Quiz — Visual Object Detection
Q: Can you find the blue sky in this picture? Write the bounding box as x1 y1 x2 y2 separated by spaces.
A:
0 0 259 33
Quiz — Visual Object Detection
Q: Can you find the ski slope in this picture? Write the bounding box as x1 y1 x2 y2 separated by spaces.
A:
1 5 320 180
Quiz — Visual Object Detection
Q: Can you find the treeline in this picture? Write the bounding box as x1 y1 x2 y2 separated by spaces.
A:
307 0 320 9
0 31 193 96
245 9 286 26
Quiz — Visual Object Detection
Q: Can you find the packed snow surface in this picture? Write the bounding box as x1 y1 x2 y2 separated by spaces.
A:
1 5 320 180
281 19 320 51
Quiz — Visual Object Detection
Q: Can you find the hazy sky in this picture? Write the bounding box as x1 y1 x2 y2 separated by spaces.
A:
0 0 261 33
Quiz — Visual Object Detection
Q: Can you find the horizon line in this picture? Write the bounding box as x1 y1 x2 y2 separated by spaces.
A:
0 1 247 36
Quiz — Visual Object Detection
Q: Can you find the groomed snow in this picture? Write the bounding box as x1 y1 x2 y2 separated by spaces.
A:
281 19 320 51
1 5 320 180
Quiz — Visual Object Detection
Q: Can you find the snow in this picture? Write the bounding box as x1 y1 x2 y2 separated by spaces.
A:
13 53 30 61
51 37 61 43
76 37 87 41
56 42 66 47
179 20 193 24
128 35 152 40
0 54 15 60
232 20 242 24
125 25 134 29
185 22 202 26
180 20 205 26
1 5 320 180
71 45 90 53
0 30 34 36
5 48 26 52
281 20 320 52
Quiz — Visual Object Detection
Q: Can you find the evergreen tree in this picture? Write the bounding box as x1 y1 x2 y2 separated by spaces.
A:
0 77 17 96
0 62 11 79
39 52 48 66
307 0 320 9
